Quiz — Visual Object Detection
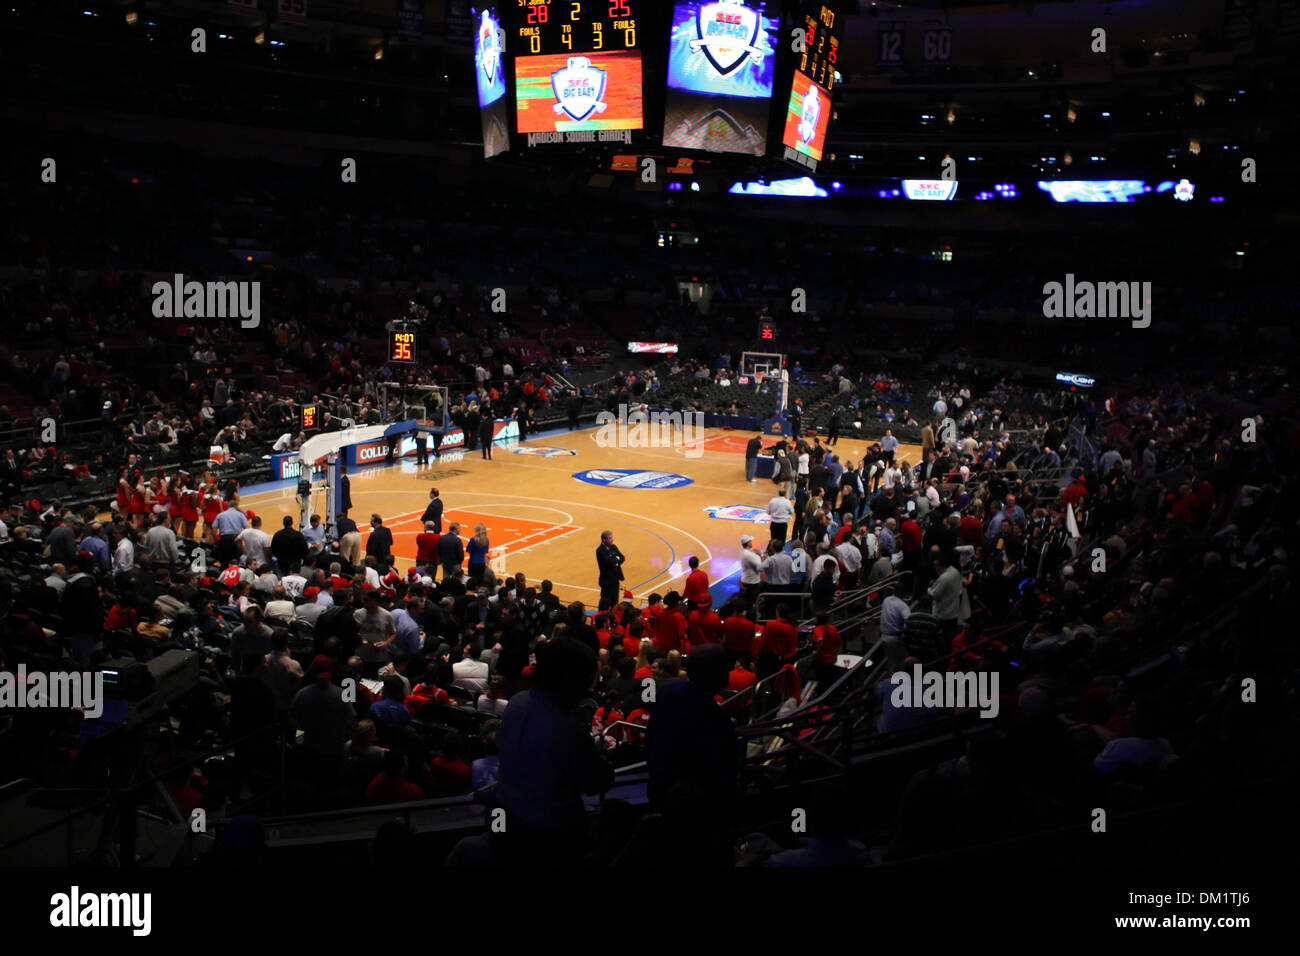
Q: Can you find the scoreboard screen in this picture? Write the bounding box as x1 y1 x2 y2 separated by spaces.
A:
780 70 830 165
302 404 318 430
759 320 776 341
780 4 840 171
663 1 779 156
796 1 840 92
511 1 646 137
473 6 511 157
389 329 417 364
511 0 642 56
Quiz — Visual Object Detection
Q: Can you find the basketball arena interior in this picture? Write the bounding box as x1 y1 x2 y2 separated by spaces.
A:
0 0 1295 934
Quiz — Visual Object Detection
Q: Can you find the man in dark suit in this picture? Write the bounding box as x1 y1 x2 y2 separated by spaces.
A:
366 514 394 572
465 404 481 451
596 530 625 609
0 449 22 507
479 407 495 460
420 488 444 533
270 515 308 573
438 521 465 581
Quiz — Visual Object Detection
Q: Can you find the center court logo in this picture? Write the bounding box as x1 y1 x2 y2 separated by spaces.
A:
574 469 694 489
594 404 706 459
512 446 577 457
552 57 608 121
703 505 771 522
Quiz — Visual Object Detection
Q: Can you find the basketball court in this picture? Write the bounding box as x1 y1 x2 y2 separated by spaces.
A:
238 426 923 604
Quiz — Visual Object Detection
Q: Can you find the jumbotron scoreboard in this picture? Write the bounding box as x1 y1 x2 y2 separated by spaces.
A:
510 0 649 141
484 0 845 164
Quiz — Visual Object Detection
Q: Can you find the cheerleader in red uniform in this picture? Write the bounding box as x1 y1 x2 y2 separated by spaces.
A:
129 477 149 529
148 477 167 525
180 476 200 540
115 472 132 518
167 475 184 529
201 483 224 544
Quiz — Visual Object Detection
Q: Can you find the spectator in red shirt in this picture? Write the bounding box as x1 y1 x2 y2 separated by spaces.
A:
899 517 924 555
405 663 452 716
833 515 856 546
959 511 984 549
642 593 662 643
686 594 724 646
424 732 472 796
755 604 800 679
684 556 710 609
811 612 843 682
415 521 441 568
622 619 646 658
365 750 424 804
722 603 758 663
654 591 687 655
1061 474 1089 509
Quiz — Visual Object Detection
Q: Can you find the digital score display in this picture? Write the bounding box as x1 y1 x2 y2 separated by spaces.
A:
797 2 839 92
302 404 318 430
759 320 776 342
662 1 778 156
389 330 417 364
780 3 840 172
511 1 646 138
511 0 643 56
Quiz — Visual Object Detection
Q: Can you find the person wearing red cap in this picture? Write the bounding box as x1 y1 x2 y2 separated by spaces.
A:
684 556 709 609
686 594 724 646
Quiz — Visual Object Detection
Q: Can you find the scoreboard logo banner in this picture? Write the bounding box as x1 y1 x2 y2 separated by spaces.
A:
797 85 821 143
477 9 503 88
691 1 766 76
551 57 609 122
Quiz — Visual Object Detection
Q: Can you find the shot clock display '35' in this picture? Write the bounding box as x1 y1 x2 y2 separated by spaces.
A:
389 330 417 364
512 0 643 56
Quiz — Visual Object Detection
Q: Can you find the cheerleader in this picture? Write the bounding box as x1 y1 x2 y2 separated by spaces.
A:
201 483 224 544
167 475 184 529
129 476 149 529
115 471 132 517
148 477 168 526
180 475 200 540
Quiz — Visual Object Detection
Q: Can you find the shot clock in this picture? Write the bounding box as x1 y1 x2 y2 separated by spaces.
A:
759 319 776 342
389 329 417 364
302 404 318 430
